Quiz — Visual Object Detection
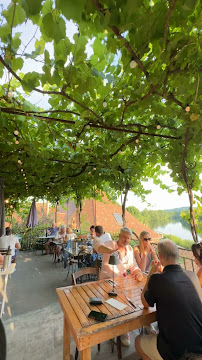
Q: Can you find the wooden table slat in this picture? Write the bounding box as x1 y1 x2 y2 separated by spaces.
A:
77 285 114 318
64 289 90 327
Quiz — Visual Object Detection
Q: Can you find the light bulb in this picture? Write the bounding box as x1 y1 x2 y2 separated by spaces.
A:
99 173 101 176
21 169 23 172
157 125 161 129
103 100 107 108
23 174 26 177
185 105 190 113
10 205 13 209
18 160 22 164
93 167 96 170
14 130 19 135
135 139 139 143
130 60 136 69
15 140 19 144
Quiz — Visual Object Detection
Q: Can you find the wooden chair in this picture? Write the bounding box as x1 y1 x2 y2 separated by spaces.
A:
72 267 100 360
72 266 100 285
0 248 8 256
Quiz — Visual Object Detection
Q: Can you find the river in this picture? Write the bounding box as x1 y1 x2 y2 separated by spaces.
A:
155 222 202 241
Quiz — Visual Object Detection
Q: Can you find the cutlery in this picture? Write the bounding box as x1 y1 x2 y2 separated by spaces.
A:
125 296 141 311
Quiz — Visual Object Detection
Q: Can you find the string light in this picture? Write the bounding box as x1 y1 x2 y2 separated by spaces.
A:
99 173 101 176
185 105 190 112
15 140 19 144
10 205 13 209
14 130 19 135
21 169 23 172
135 139 139 143
18 160 22 164
103 100 107 108
157 125 161 129
93 167 96 170
23 174 26 177
130 60 136 69
5 199 9 204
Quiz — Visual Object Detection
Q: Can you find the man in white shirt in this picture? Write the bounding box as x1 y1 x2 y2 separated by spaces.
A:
94 225 112 243
0 227 21 262
94 227 143 347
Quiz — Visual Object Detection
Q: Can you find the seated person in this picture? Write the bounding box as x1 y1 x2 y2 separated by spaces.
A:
56 225 67 261
95 225 112 243
94 227 143 280
134 231 159 335
0 227 21 263
134 231 159 272
192 242 202 286
45 222 59 255
0 253 3 265
86 225 96 245
65 227 77 246
94 227 143 347
135 239 202 360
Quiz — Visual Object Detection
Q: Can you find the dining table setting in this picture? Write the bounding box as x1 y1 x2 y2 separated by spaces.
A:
57 274 156 360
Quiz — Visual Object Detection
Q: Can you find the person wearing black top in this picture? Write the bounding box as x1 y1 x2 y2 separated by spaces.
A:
0 319 6 360
135 239 202 360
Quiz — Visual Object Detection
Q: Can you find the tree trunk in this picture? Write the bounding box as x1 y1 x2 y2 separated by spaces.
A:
122 182 130 226
181 128 198 243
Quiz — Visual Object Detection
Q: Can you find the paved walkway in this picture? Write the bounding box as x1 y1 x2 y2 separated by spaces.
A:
2 251 140 360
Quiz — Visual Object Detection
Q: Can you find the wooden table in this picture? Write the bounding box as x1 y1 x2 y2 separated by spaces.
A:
57 274 156 360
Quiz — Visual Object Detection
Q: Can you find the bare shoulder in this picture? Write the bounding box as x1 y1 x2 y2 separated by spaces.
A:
133 246 140 253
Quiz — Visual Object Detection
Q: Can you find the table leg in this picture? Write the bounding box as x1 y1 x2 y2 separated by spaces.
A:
80 348 91 360
63 316 71 360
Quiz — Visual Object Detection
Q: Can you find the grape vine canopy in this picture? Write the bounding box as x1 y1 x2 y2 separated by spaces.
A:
0 0 201 241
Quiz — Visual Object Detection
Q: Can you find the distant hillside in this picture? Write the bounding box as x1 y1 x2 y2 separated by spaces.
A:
164 207 189 213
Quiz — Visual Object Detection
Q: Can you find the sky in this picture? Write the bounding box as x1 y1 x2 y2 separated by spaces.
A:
1 2 201 211
117 174 190 211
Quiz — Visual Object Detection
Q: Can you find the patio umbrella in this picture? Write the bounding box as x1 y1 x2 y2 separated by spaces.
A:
0 178 5 237
26 198 38 248
26 198 38 228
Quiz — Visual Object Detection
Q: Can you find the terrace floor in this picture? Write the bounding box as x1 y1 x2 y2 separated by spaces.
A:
3 251 142 360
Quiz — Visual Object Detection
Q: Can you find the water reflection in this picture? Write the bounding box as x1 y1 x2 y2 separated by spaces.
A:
155 222 202 241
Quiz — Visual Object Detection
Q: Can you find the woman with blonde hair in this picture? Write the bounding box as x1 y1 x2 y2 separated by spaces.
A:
134 231 158 272
134 231 159 335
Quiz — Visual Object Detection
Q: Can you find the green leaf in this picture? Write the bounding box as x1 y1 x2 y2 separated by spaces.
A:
42 13 66 43
93 39 105 60
35 38 45 54
21 72 40 91
0 62 3 78
57 0 84 21
21 0 42 16
3 4 26 26
12 57 23 71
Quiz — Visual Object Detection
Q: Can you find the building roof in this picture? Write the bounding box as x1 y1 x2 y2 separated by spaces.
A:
63 194 161 240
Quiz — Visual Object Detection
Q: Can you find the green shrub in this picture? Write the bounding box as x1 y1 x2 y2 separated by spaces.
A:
162 233 193 250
